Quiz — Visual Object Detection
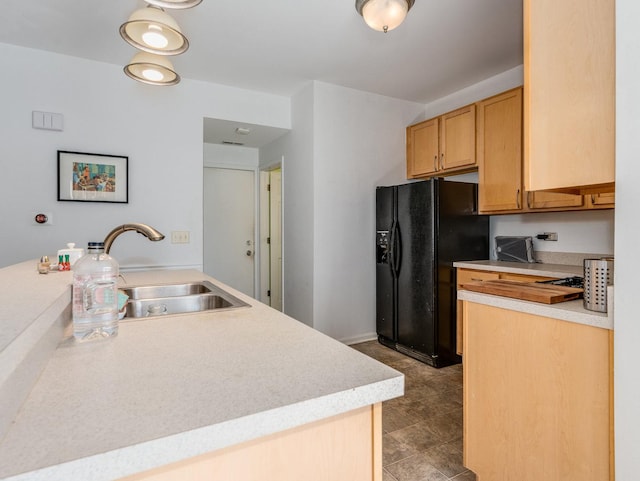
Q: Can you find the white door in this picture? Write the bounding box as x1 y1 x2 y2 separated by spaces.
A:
203 167 255 296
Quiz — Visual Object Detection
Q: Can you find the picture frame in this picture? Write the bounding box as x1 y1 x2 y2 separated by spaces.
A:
57 150 128 203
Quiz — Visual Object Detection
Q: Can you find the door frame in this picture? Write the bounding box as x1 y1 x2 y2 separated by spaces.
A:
259 158 284 311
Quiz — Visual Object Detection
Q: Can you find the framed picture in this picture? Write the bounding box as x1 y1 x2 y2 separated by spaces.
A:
57 151 128 203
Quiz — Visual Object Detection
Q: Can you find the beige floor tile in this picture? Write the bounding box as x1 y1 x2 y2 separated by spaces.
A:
382 405 419 433
383 467 399 481
385 454 449 481
449 470 476 481
383 433 420 466
417 440 466 478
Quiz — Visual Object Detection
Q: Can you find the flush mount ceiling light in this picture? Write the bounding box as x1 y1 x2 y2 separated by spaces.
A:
124 52 180 86
144 0 203 9
355 0 415 33
120 5 189 55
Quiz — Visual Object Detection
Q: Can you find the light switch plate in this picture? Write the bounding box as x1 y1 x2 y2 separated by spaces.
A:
32 111 64 131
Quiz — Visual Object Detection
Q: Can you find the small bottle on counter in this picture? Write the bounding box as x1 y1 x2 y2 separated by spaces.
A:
37 256 50 274
72 242 119 341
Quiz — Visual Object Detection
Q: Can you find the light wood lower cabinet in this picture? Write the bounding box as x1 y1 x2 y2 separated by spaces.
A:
463 302 613 481
121 404 382 481
455 268 554 355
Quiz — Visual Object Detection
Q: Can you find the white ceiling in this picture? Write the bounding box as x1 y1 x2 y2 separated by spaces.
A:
0 0 523 146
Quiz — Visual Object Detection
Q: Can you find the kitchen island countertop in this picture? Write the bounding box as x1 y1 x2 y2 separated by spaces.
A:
0 263 403 481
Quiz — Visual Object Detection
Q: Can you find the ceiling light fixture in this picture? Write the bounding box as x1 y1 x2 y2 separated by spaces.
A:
144 0 203 9
355 0 415 33
120 5 189 55
124 52 180 86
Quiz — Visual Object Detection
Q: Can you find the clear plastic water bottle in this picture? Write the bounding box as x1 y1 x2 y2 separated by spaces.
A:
72 242 119 341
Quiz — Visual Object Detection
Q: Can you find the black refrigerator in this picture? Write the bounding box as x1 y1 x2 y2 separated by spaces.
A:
376 178 489 367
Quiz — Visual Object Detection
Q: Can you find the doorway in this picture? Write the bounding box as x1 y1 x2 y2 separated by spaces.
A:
203 167 256 297
260 168 283 311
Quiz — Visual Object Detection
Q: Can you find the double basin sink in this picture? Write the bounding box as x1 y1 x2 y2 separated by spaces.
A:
121 280 249 319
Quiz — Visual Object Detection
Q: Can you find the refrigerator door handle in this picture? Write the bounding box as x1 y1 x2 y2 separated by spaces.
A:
390 220 401 278
389 220 397 277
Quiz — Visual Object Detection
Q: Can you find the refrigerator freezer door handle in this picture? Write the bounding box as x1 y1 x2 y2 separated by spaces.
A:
390 220 401 278
389 220 396 277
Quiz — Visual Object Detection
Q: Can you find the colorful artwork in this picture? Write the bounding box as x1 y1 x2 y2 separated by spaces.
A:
72 162 116 192
58 151 128 203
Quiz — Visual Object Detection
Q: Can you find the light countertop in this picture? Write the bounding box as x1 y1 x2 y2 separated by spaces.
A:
454 259 613 330
0 264 403 481
453 259 583 278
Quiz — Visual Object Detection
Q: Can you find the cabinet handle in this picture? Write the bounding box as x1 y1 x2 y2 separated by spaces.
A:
434 155 438 172
516 189 521 209
440 153 445 170
591 194 596 204
527 191 531 209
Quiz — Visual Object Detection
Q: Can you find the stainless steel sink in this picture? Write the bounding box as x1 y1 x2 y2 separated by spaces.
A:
121 281 249 319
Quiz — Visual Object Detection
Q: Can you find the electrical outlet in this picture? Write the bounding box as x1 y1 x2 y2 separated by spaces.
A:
171 231 190 244
543 232 558 241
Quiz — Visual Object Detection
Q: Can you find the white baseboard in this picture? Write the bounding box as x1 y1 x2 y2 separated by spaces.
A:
340 333 378 346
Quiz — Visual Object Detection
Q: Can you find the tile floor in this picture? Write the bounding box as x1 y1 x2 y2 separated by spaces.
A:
351 340 475 481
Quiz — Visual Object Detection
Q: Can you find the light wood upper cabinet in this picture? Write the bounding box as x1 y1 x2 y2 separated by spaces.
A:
527 191 584 210
476 86 613 214
588 192 615 209
406 105 476 179
440 104 476 171
524 0 615 194
406 118 439 177
477 88 523 213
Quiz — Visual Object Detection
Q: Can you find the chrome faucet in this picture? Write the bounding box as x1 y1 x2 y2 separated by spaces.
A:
103 223 165 254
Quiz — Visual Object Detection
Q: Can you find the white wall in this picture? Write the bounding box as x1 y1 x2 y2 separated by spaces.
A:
260 81 424 339
424 65 524 119
312 82 424 342
260 83 315 327
490 210 614 258
0 42 289 270
615 0 640 476
204 143 259 169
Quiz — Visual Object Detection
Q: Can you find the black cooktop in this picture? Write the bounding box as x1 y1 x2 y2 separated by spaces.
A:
537 276 584 289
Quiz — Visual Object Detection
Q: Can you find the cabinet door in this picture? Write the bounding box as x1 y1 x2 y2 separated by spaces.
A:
406 119 439 178
524 0 615 193
440 105 476 171
588 192 615 209
463 302 612 481
527 191 584 210
456 269 499 355
477 88 523 213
